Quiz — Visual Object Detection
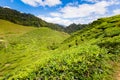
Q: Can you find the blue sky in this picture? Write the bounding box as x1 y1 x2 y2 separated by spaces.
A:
0 0 120 26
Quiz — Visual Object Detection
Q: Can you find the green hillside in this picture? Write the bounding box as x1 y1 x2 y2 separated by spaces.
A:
30 15 120 80
62 15 120 48
0 14 120 80
0 20 69 79
0 19 35 37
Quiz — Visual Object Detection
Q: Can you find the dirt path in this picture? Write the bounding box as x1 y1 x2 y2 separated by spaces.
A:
116 70 120 80
114 63 120 80
116 68 120 80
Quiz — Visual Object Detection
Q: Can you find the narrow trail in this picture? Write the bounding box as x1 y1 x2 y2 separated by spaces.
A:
114 62 120 80
116 73 120 80
116 67 120 80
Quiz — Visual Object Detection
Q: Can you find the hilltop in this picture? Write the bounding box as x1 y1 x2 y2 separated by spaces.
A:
65 23 87 33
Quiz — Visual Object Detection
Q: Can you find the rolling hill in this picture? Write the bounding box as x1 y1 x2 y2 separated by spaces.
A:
0 20 69 79
0 19 35 37
0 12 120 79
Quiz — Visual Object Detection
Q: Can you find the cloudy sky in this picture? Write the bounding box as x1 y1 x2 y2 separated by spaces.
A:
0 0 120 26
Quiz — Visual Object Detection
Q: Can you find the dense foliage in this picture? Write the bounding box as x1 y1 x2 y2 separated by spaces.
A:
0 7 65 31
0 14 120 80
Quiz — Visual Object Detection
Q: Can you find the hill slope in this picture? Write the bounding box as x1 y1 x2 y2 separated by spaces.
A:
32 15 120 80
0 19 35 37
0 20 69 79
62 15 120 47
6 14 120 80
0 14 120 80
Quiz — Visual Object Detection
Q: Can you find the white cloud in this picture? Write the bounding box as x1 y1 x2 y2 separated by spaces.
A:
38 15 99 26
82 0 102 3
83 0 120 4
3 6 11 8
38 15 73 26
50 1 112 18
38 13 113 26
113 9 120 15
37 0 120 26
50 12 61 17
21 0 62 7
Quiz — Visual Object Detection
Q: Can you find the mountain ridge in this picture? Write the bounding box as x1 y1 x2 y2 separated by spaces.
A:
0 6 65 32
0 6 89 33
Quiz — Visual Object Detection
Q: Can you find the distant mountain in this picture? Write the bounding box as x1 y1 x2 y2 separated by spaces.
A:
65 23 87 33
0 6 65 31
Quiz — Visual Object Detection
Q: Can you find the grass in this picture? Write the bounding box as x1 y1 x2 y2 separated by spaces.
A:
0 15 120 80
0 19 35 38
0 19 69 79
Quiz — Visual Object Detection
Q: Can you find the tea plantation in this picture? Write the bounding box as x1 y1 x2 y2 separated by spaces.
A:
0 15 120 80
